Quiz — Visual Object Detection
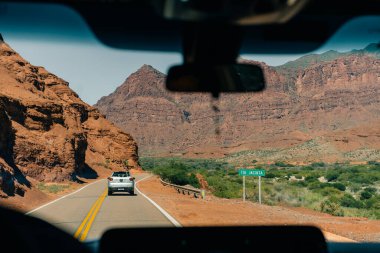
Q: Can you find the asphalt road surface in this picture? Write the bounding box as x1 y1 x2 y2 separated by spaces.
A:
28 174 175 241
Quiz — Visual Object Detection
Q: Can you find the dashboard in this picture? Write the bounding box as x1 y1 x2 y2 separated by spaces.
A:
2 205 380 253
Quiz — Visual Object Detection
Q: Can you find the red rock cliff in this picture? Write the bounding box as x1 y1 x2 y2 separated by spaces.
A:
0 41 139 197
95 48 380 162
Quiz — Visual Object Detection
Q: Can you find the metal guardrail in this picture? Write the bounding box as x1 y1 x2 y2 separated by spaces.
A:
160 178 205 199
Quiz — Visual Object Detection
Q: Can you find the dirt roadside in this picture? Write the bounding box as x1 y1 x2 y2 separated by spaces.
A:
137 175 380 242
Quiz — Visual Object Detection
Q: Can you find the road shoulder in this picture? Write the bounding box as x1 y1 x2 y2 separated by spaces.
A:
137 175 380 242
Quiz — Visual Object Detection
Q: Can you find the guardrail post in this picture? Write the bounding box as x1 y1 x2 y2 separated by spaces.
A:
160 178 203 200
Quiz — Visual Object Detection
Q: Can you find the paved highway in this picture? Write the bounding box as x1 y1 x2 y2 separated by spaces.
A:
28 174 175 241
26 173 356 243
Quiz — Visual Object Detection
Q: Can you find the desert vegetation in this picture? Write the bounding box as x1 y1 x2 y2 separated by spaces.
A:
36 183 70 194
140 157 380 219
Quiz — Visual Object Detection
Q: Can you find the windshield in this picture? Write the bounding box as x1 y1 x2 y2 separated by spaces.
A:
0 2 379 244
112 172 130 177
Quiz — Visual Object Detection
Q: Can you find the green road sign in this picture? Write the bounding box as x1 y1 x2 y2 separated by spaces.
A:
239 169 265 177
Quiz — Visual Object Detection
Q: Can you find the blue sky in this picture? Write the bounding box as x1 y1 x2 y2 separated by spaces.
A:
0 2 379 104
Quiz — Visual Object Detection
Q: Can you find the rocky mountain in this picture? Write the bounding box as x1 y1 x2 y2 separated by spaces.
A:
277 43 380 72
95 43 380 163
0 40 139 198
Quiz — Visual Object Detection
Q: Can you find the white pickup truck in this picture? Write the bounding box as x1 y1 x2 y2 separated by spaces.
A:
107 171 135 195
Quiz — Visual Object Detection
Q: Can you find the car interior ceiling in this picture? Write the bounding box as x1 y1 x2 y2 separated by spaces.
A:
22 0 380 54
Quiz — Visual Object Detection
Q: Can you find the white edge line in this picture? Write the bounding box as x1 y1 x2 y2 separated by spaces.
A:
135 175 182 228
26 179 106 215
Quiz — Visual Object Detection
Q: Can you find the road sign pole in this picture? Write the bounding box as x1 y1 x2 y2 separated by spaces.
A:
243 175 246 202
239 168 265 203
258 176 262 204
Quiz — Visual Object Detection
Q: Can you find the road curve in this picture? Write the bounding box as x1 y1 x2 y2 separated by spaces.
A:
28 174 175 241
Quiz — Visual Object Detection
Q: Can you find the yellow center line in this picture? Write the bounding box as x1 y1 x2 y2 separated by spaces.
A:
74 188 107 241
79 189 107 241
73 194 102 238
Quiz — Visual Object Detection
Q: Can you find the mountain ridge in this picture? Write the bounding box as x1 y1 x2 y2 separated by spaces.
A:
95 43 380 163
276 42 380 72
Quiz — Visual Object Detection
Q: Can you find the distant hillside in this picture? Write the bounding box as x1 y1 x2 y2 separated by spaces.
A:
276 43 380 73
95 43 380 163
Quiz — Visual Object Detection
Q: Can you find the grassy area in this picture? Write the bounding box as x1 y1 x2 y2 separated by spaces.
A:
141 157 380 219
37 183 70 194
140 157 232 189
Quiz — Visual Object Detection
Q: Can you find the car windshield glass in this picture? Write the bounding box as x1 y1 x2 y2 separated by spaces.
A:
112 172 129 177
0 2 380 244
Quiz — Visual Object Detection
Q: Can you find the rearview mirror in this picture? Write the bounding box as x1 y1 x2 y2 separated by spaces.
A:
166 64 265 95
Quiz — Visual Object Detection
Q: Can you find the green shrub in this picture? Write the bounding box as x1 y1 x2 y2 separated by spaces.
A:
347 167 359 173
305 175 318 182
207 176 241 199
364 187 377 194
274 161 293 167
340 194 363 208
307 182 322 190
331 183 346 191
349 183 361 193
350 174 378 184
187 173 200 187
320 199 344 216
364 195 380 209
311 162 325 167
291 181 307 187
266 172 276 178
274 184 283 192
308 182 329 190
317 187 342 197
230 177 243 184
326 171 339 182
227 170 238 176
154 161 200 188
37 183 70 194
360 190 373 200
